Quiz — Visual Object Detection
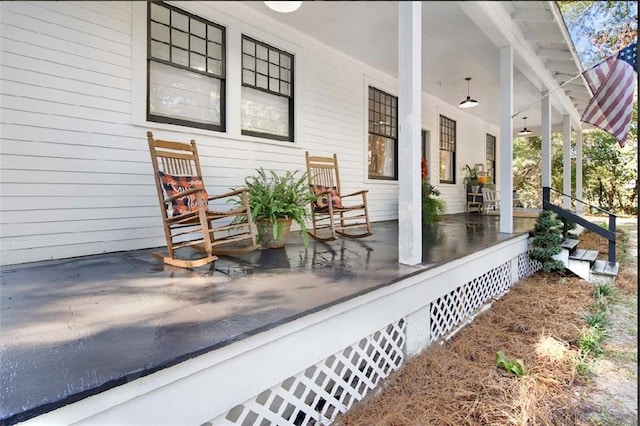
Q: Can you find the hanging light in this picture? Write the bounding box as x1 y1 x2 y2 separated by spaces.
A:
518 116 532 136
264 1 302 13
458 77 479 109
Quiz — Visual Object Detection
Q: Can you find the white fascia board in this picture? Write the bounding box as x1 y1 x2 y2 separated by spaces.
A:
458 1 583 125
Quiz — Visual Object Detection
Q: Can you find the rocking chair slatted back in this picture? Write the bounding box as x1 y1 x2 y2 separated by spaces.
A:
305 153 341 190
305 151 372 241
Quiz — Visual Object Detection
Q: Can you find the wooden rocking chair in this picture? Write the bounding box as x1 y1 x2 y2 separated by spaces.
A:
305 151 372 241
147 131 258 268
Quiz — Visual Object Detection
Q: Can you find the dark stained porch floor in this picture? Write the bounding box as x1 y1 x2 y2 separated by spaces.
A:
0 214 537 425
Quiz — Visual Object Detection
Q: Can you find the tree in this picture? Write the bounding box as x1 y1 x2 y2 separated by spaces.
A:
559 1 637 66
582 103 638 214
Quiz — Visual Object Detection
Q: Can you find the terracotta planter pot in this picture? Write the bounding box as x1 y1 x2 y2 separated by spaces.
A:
256 218 293 248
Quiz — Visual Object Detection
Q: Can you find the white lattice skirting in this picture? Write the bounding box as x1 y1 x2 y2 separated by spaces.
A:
209 320 406 426
207 240 541 426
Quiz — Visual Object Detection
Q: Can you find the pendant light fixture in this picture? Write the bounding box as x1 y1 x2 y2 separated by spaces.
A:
264 1 302 13
458 77 479 109
518 116 532 136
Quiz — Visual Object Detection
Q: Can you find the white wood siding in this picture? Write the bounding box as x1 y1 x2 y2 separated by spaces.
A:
0 1 500 265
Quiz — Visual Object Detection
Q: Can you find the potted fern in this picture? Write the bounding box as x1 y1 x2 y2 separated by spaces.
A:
243 168 315 248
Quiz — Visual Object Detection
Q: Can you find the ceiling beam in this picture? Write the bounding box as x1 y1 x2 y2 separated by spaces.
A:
524 28 564 43
512 9 553 22
537 48 573 60
547 60 580 74
565 90 591 100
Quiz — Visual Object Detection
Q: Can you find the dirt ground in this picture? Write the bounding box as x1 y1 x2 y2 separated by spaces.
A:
336 219 637 426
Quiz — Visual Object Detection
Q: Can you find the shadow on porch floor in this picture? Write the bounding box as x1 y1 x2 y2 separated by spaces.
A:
0 214 537 424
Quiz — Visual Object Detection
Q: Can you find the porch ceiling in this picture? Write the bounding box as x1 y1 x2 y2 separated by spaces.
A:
244 1 592 135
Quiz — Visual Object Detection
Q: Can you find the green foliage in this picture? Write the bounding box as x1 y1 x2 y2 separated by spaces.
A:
422 181 445 224
593 283 614 299
578 277 614 359
578 326 606 357
583 310 610 330
242 168 315 245
495 351 527 377
513 136 542 209
462 164 479 188
576 360 591 380
530 211 566 273
582 122 638 214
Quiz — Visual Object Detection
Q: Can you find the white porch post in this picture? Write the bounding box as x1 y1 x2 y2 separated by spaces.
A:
541 92 552 190
562 115 572 209
499 46 513 233
397 1 422 265
576 128 583 213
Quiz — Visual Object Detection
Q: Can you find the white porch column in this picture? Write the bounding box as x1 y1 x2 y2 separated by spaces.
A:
562 115 571 209
397 1 422 265
499 46 513 233
576 128 583 213
541 92 552 190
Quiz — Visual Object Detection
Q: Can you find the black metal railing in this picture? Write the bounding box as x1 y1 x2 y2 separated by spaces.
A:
542 187 616 264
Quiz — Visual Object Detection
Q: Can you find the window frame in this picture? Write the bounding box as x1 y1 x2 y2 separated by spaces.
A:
146 1 227 132
486 133 496 184
240 35 295 142
367 86 398 180
438 114 456 184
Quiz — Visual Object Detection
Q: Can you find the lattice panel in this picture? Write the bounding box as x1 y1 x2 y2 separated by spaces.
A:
430 261 512 342
518 251 543 279
462 262 511 314
209 320 406 426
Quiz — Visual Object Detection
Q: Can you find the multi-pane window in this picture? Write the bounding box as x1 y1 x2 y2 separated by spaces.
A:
486 133 496 184
367 87 398 180
147 2 225 131
241 35 294 141
439 115 456 184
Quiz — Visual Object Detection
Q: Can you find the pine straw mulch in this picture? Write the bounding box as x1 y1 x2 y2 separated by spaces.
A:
335 229 637 426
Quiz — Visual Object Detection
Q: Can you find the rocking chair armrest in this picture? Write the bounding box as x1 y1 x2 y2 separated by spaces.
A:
340 189 368 198
207 187 249 201
164 187 205 203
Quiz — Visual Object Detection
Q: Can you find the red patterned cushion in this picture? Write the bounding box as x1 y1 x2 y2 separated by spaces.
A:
159 171 208 217
309 184 343 210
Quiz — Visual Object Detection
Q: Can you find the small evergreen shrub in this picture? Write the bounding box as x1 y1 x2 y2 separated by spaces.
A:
561 217 578 240
530 210 566 273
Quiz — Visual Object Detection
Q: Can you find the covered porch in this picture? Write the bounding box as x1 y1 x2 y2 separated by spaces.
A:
1 214 539 425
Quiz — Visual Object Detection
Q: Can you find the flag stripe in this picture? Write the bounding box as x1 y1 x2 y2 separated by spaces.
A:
581 42 637 148
583 62 632 123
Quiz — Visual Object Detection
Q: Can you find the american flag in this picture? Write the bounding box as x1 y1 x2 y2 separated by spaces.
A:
581 41 637 147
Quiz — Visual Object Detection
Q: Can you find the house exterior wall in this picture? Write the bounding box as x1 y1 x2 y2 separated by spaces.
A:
0 1 499 266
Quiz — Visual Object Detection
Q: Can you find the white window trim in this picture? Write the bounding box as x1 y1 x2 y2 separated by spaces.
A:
363 75 399 185
131 1 304 147
434 105 462 186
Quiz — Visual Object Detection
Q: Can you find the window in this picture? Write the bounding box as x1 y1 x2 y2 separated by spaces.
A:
241 35 294 141
439 115 456 184
486 133 496 184
147 2 225 131
367 87 398 180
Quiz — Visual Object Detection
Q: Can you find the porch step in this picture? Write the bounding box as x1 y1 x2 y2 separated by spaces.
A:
561 238 580 253
590 259 619 280
569 248 598 263
567 249 599 281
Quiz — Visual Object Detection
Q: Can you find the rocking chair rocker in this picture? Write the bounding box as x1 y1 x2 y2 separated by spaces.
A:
305 151 372 241
147 131 257 268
